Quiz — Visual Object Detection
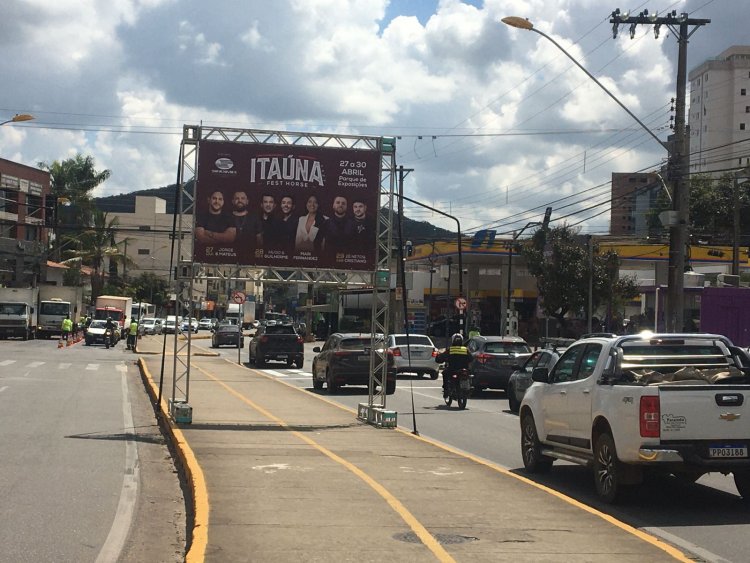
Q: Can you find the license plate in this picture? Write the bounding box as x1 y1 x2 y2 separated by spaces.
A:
410 351 423 357
460 379 471 390
709 445 747 458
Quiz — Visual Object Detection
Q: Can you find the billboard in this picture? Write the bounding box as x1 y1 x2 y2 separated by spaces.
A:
193 140 381 270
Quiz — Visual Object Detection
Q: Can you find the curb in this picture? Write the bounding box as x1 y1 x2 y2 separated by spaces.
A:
136 357 208 563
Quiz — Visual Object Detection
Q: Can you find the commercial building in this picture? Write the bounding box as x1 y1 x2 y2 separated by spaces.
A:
689 45 750 175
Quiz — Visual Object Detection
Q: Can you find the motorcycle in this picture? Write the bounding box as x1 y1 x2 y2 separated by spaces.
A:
444 368 472 409
104 329 113 349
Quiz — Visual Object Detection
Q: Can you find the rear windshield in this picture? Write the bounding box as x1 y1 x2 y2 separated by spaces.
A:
218 325 239 333
265 324 297 335
340 338 381 350
394 336 433 346
485 342 531 354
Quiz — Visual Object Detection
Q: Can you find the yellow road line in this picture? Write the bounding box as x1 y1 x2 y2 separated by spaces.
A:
193 363 455 563
138 359 209 563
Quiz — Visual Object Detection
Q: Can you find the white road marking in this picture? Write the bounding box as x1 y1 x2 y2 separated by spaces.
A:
0 360 16 366
58 363 72 369
262 369 288 378
27 361 45 368
95 359 139 562
86 364 99 371
0 386 8 394
115 364 127 374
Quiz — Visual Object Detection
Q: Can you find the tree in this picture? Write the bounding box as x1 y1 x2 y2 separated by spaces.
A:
38 154 111 260
130 272 170 309
62 210 132 302
521 224 639 334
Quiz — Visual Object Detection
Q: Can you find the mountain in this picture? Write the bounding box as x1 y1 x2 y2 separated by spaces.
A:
93 185 456 242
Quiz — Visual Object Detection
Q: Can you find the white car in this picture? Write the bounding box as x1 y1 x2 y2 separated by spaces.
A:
385 333 439 379
180 318 199 333
198 318 214 331
140 317 163 335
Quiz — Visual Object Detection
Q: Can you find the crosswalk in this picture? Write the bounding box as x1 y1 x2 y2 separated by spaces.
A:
0 359 118 372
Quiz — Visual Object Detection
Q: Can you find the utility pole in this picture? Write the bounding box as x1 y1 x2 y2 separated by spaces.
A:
610 9 710 331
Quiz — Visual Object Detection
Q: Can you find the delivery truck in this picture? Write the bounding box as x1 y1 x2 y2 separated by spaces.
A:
94 295 133 339
0 287 39 340
37 286 84 339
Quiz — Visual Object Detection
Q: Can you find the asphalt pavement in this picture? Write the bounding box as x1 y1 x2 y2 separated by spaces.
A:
135 334 691 562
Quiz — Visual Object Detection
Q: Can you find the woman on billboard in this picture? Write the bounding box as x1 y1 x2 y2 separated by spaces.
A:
295 194 327 253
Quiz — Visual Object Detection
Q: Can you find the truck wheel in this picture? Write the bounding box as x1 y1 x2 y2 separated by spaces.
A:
593 433 626 503
734 471 750 502
520 413 553 473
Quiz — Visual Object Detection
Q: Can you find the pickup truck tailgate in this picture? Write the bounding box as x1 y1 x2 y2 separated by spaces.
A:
659 385 750 440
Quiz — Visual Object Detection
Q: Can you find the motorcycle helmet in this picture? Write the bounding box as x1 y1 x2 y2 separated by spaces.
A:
451 333 463 346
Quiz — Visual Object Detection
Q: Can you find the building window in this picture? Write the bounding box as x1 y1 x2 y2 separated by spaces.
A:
746 106 750 113
137 248 150 255
138 225 151 231
742 89 747 96
741 123 746 130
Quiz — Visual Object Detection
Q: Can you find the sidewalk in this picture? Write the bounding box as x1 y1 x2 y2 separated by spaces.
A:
135 336 689 562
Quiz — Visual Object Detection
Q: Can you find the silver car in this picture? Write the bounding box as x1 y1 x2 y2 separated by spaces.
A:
385 333 439 379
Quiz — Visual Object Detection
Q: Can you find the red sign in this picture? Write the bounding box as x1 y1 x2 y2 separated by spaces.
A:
193 140 381 271
454 297 468 311
232 291 246 304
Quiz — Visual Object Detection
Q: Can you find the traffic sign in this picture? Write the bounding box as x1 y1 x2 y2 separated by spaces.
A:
231 291 246 304
454 297 468 311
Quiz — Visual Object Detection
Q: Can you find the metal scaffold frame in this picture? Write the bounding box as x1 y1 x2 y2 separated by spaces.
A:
171 125 395 426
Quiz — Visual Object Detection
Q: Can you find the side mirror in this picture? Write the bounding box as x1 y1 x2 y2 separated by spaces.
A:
531 367 549 383
313 346 321 353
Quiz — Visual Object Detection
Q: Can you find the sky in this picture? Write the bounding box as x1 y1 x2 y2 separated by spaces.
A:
0 0 745 238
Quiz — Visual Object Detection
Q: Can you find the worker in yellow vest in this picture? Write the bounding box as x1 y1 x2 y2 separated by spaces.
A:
61 314 73 342
127 318 139 350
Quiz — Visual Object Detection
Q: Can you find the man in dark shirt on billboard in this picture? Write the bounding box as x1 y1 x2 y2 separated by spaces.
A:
258 194 278 250
195 190 236 245
322 195 354 261
351 198 371 254
231 190 262 248
265 194 297 254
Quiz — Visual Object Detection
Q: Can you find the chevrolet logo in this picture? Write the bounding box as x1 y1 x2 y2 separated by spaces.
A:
719 413 741 421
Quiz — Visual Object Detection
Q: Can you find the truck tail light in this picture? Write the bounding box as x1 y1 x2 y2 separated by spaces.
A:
640 396 660 438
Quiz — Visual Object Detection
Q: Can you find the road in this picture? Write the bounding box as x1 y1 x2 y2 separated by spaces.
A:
198 335 749 563
0 337 184 563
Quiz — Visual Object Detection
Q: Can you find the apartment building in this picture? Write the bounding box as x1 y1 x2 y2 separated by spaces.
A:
610 172 663 237
689 45 750 175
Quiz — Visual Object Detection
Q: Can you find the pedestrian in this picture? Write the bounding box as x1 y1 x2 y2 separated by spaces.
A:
127 317 138 350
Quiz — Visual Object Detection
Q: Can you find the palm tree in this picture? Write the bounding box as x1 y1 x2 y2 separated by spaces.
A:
62 210 132 302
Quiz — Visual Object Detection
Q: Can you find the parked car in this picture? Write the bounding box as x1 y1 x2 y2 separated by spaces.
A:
248 323 304 368
312 333 396 394
211 323 244 348
506 347 565 413
140 317 163 335
198 318 215 331
466 335 532 391
180 317 199 333
85 319 119 346
385 333 438 379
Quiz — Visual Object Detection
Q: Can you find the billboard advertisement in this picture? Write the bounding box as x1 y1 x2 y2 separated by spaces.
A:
192 140 381 270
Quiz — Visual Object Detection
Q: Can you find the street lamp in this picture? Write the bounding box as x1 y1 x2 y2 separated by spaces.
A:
501 15 698 331
0 113 35 126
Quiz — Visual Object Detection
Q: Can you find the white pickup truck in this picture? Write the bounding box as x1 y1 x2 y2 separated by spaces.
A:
519 333 750 503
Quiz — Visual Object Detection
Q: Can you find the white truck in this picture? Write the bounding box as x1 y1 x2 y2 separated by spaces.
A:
37 286 84 339
94 295 133 339
226 302 255 329
0 287 39 340
520 333 750 503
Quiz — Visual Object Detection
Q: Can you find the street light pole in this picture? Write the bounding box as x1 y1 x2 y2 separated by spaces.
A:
502 13 709 332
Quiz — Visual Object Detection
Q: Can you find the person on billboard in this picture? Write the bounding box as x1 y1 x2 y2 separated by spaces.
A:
195 190 236 245
351 198 371 254
230 190 262 247
265 194 297 254
295 194 327 253
258 193 278 249
321 195 354 260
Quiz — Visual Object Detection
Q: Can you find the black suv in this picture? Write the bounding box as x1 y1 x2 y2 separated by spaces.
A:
312 333 396 394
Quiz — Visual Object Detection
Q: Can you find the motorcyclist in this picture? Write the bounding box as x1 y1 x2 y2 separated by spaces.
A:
105 316 115 344
436 333 472 398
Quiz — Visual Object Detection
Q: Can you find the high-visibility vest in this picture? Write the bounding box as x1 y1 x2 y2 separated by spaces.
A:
61 318 73 332
129 321 138 336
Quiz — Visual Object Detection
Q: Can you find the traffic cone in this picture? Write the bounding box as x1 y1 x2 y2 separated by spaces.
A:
66 339 71 347
58 339 64 349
